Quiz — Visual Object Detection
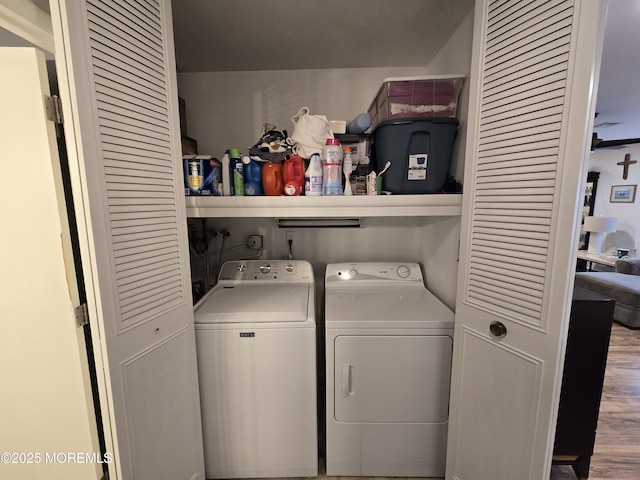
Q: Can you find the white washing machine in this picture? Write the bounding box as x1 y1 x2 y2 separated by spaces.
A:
325 262 454 477
194 260 317 479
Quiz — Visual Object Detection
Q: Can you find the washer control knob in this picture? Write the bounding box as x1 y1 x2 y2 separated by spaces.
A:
397 264 411 278
259 264 271 274
285 263 294 272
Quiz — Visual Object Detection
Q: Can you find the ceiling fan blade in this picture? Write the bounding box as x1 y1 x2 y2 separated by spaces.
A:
593 138 640 149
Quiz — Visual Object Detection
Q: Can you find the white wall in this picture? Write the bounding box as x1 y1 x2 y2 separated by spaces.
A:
588 144 640 254
424 9 475 184
178 66 427 158
416 9 475 309
178 9 475 312
189 216 423 285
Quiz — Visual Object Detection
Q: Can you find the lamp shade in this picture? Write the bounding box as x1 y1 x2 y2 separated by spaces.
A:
583 216 617 233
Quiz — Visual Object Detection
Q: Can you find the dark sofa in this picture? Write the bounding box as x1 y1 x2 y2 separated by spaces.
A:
574 258 640 329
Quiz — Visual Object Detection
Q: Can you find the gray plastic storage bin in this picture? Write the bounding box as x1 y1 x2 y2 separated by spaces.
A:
372 118 458 194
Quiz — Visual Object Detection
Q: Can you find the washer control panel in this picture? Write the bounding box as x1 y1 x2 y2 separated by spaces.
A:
218 260 313 282
326 262 423 284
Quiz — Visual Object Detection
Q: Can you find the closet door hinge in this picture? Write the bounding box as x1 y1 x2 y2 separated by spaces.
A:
45 95 64 124
75 303 89 328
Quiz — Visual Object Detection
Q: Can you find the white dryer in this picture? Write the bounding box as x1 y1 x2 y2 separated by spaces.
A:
325 262 454 477
194 260 317 479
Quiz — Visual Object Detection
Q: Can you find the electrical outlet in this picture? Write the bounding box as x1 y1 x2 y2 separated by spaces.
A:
285 231 294 260
247 234 263 250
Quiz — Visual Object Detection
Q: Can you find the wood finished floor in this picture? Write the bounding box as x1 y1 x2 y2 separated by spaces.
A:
550 322 640 479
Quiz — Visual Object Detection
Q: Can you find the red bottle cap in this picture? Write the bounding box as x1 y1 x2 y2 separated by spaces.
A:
325 138 340 145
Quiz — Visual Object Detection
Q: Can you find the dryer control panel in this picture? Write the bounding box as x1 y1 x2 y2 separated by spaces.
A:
326 262 424 284
218 260 313 282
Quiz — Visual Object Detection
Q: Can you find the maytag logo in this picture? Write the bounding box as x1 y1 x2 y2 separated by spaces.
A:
240 332 255 338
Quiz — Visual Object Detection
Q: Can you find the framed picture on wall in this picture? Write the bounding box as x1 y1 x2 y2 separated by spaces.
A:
610 184 637 203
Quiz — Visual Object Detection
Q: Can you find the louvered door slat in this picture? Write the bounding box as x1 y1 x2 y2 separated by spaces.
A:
100 111 170 138
479 115 562 140
120 291 182 321
120 281 183 308
104 166 172 181
95 82 166 116
474 221 550 235
473 269 543 298
476 179 556 191
470 259 545 286
102 128 171 151
103 143 172 164
90 38 163 87
94 73 166 111
488 0 550 28
110 202 174 212
111 0 162 41
482 96 564 123
105 156 173 173
478 162 556 176
473 246 548 263
468 285 542 317
469 278 544 309
110 210 177 222
478 171 556 184
92 52 165 97
113 245 179 267
473 235 549 251
474 213 551 226
472 246 548 269
487 3 571 52
116 261 180 285
88 3 163 64
481 104 564 132
487 0 563 37
484 49 569 87
466 0 574 327
483 79 567 115
98 95 168 129
112 224 177 241
470 271 545 298
473 226 550 241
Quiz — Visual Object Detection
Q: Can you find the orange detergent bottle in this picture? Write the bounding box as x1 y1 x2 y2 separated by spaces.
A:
262 161 284 196
283 154 305 196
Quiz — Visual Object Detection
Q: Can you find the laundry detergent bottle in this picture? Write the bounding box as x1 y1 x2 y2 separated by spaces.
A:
305 154 323 196
243 156 263 195
262 161 284 196
322 138 343 195
283 154 305 196
229 148 244 196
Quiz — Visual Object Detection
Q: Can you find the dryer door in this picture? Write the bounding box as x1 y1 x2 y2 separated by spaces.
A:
334 335 453 423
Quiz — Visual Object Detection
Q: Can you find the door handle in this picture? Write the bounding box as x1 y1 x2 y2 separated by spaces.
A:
341 364 354 397
490 321 507 338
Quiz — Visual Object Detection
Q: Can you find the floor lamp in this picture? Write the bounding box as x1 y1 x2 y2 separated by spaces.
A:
584 216 617 255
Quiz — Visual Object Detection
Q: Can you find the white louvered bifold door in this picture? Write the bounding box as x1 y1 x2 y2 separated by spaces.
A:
446 1 606 479
51 1 205 479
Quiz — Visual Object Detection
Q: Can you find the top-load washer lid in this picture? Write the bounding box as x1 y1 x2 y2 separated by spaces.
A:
194 284 310 324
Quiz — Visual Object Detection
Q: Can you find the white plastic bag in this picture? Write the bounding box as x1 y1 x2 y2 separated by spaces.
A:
290 107 334 159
